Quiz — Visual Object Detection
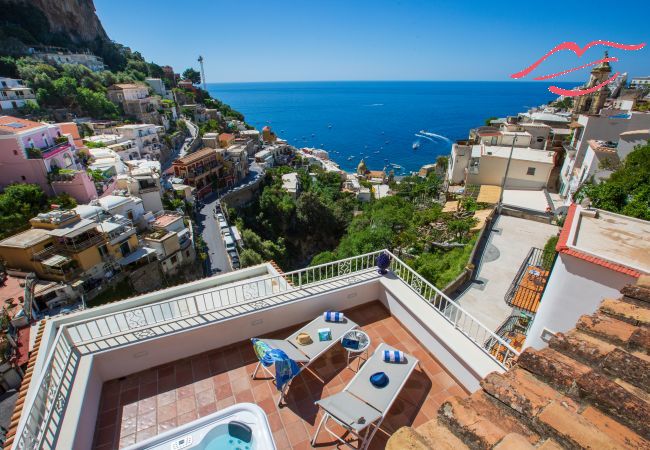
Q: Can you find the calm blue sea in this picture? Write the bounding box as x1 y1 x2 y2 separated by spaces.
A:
207 81 572 173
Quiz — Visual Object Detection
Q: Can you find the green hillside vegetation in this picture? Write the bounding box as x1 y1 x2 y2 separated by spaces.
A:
0 184 76 240
310 176 478 288
234 169 478 289
231 167 357 269
576 141 650 220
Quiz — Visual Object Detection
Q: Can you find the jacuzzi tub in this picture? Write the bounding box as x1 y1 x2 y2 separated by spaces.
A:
124 403 276 450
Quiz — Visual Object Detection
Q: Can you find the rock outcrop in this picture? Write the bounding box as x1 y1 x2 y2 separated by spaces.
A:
7 0 108 44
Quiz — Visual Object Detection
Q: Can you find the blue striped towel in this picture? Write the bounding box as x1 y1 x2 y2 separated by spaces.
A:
324 311 345 322
383 350 406 363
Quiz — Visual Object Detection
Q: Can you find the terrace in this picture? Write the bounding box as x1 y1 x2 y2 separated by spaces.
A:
10 251 518 450
91 302 465 449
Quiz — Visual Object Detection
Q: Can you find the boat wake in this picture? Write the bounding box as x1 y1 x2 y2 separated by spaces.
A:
365 103 384 107
419 131 451 142
414 134 435 142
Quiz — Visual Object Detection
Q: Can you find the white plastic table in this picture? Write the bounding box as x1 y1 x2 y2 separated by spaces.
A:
341 329 371 372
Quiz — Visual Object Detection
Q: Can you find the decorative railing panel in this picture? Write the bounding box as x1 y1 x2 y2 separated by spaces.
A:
386 250 519 368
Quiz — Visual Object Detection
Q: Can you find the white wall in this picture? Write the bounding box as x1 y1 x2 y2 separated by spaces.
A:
526 253 636 349
91 280 381 381
467 156 552 189
448 144 471 184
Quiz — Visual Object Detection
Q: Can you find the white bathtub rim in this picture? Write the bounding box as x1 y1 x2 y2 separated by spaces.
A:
122 402 276 450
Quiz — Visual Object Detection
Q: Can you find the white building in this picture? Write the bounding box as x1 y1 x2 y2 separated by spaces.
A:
115 166 163 213
0 78 37 111
144 78 171 99
527 204 650 349
281 172 300 198
448 143 554 190
115 124 164 160
87 148 127 175
559 110 650 199
96 194 146 227
630 76 650 89
106 140 140 161
143 211 195 275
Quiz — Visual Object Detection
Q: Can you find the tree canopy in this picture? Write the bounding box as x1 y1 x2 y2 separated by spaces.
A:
576 141 650 220
182 68 201 84
0 184 48 239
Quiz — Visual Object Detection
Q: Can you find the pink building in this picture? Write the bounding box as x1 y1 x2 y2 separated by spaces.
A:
0 116 96 201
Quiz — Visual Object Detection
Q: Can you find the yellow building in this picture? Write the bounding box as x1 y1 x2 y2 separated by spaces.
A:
0 209 142 283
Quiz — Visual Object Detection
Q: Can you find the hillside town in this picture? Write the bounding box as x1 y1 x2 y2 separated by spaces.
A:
0 2 649 449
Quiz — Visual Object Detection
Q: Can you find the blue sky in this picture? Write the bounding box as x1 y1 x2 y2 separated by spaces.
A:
95 0 649 83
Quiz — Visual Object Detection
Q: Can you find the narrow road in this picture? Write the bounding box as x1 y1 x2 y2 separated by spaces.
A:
198 194 231 275
161 118 198 172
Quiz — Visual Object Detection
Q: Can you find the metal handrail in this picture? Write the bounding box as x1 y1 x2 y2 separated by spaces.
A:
65 250 383 347
385 250 519 368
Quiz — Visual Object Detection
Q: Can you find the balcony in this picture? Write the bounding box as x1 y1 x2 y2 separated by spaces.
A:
26 142 73 160
504 247 552 315
92 301 464 449
13 251 518 450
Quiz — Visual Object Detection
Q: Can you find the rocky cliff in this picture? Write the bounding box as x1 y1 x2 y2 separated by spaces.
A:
7 0 108 44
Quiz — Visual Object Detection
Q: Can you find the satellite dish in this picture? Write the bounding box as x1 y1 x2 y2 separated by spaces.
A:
580 197 592 209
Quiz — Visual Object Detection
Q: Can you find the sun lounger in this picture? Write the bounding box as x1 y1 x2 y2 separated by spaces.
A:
311 343 419 449
252 314 358 404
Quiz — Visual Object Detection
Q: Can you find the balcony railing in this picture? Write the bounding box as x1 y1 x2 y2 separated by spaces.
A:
14 250 518 450
504 247 552 314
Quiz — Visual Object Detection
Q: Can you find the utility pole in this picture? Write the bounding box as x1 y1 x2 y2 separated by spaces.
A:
198 56 207 92
498 134 518 209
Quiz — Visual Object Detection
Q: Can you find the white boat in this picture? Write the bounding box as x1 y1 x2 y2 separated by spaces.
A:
412 142 420 150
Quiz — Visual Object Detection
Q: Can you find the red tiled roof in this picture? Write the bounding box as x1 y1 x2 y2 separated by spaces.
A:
388 278 650 449
0 116 46 134
556 203 641 278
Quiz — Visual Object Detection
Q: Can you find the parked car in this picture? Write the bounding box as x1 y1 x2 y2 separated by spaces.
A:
222 230 232 238
224 235 236 251
219 220 229 230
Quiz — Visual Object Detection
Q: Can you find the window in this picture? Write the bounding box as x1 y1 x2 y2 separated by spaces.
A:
170 255 178 264
526 167 536 176
21 176 26 181
119 241 131 257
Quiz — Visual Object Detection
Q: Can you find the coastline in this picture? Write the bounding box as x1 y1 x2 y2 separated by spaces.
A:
209 81 574 173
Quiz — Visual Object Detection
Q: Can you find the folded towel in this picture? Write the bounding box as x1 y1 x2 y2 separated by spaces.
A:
383 350 405 363
324 311 345 322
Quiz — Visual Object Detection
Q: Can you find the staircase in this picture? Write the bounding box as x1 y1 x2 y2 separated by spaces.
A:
386 278 650 449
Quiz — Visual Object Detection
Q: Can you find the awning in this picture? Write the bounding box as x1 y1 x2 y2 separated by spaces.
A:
118 247 157 266
41 254 70 268
477 185 502 204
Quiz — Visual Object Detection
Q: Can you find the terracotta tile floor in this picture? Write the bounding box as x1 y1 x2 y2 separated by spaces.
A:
92 301 467 449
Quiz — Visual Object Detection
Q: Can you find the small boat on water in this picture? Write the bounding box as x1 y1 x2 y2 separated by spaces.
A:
412 142 420 150
328 124 333 129
347 156 354 161
374 150 380 154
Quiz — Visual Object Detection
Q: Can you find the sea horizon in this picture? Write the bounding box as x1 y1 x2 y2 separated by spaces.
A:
209 80 575 173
